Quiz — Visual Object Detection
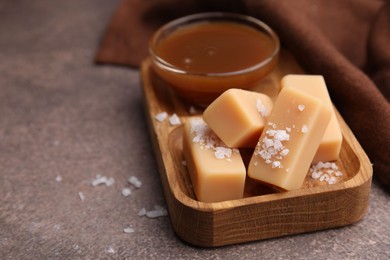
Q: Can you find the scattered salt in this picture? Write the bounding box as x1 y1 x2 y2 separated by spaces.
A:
128 176 142 188
155 112 168 122
328 176 337 185
310 161 342 185
146 205 168 218
311 171 322 179
78 192 85 201
189 106 197 115
272 161 281 168
169 113 181 126
138 208 147 217
214 146 233 160
123 227 135 233
256 99 269 117
121 188 131 197
91 175 115 187
298 104 305 111
254 125 290 168
301 125 308 133
280 149 289 156
138 205 168 218
190 118 239 161
105 247 116 254
55 175 62 182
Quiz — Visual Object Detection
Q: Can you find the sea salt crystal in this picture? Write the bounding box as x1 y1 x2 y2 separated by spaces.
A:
298 104 305 111
138 205 168 218
121 188 131 197
328 176 337 185
189 106 197 115
146 205 168 218
319 173 329 182
214 147 233 159
311 171 322 179
105 247 116 254
190 118 237 161
272 161 281 168
309 161 342 185
123 227 135 233
301 125 308 133
55 175 62 182
169 113 181 126
255 128 290 169
274 130 290 141
155 112 168 122
280 149 289 156
256 99 269 117
138 208 147 217
91 175 115 186
78 192 85 201
128 176 142 188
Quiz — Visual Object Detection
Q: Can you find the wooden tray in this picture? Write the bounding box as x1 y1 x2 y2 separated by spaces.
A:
140 49 372 247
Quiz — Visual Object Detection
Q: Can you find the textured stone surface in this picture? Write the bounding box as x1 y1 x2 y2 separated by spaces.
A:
0 1 389 259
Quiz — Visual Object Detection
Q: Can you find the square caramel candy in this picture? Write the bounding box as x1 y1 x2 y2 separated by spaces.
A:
203 88 273 148
248 87 332 191
281 75 342 162
183 117 246 203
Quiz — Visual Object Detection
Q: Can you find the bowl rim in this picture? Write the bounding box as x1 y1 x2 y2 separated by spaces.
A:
149 12 280 77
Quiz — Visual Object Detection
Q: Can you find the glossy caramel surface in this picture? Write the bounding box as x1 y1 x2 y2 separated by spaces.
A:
155 22 275 74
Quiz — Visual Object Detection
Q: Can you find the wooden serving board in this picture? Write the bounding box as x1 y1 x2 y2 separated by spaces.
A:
140 49 372 247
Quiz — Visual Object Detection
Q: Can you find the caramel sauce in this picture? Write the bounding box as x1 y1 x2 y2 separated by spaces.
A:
155 22 275 74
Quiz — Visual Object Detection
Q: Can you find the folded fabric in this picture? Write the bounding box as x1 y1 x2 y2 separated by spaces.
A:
96 0 390 188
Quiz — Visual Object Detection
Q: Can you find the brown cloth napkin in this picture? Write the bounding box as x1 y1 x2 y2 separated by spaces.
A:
96 0 390 188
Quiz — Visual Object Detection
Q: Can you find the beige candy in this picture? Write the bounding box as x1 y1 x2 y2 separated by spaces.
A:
203 88 273 148
281 74 342 162
183 117 246 203
248 87 332 191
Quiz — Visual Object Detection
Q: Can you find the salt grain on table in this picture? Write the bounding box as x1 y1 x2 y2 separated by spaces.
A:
121 188 131 197
169 113 181 126
155 111 168 122
78 192 85 201
145 205 168 218
105 247 116 254
128 176 142 188
138 208 147 217
91 175 115 186
123 227 135 233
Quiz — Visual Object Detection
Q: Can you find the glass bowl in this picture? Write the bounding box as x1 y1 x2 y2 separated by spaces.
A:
149 12 280 106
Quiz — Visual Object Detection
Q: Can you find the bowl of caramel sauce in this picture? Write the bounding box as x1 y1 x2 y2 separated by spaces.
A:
149 12 280 106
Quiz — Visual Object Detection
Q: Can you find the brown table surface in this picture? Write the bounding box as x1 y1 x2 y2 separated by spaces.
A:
1 1 389 259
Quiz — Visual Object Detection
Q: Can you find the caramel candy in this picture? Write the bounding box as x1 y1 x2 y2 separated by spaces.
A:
281 75 342 162
183 117 246 202
203 88 273 148
248 87 332 191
